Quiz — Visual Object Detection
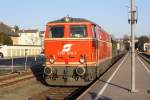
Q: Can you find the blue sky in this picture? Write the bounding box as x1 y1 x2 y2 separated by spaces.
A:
0 0 150 38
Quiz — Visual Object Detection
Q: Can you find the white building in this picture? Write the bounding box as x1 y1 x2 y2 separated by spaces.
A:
144 43 150 52
16 29 42 45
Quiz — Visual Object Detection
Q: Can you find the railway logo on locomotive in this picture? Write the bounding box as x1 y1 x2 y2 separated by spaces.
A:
62 44 72 52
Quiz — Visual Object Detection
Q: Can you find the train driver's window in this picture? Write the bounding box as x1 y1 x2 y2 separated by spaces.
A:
48 26 64 38
70 25 87 38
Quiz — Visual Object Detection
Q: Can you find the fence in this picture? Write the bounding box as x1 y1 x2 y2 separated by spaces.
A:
0 55 44 75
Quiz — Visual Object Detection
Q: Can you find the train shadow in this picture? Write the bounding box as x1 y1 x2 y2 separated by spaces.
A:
30 64 48 86
88 92 112 100
99 79 130 92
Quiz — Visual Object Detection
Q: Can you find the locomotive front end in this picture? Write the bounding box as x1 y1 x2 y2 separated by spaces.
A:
43 17 97 86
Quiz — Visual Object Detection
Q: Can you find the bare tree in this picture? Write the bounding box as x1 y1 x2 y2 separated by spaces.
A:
137 35 149 51
123 34 130 51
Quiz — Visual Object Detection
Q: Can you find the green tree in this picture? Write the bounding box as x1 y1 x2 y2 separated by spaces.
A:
14 25 19 32
0 33 13 45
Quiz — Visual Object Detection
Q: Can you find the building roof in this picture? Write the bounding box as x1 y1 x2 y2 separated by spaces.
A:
17 29 38 33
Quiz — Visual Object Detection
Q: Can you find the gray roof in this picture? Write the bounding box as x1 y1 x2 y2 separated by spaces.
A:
17 29 38 33
0 22 18 36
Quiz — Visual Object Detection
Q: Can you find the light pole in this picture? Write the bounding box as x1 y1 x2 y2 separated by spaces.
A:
128 0 138 93
25 49 28 71
11 49 14 73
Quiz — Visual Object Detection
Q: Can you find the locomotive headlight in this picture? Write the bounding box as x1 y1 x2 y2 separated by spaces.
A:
79 55 85 64
76 66 86 76
49 55 55 64
44 67 53 75
49 58 55 64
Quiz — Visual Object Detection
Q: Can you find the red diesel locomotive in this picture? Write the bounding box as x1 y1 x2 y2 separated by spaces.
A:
43 17 112 86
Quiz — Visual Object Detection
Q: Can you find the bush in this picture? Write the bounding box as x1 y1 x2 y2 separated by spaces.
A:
0 33 13 45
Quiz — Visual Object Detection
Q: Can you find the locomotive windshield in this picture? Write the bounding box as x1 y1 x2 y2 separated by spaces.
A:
70 25 87 38
48 26 64 38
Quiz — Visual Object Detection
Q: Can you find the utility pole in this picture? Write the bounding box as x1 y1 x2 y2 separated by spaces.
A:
128 0 138 93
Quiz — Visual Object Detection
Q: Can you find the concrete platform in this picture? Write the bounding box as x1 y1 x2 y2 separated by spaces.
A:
77 53 150 100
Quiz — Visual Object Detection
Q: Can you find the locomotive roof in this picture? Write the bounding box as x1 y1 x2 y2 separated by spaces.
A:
47 17 108 35
48 17 95 24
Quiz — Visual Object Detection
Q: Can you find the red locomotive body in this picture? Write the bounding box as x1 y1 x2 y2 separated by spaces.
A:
43 17 112 86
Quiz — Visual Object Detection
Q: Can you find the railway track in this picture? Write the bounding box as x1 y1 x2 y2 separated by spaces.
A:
27 54 126 100
0 70 41 87
0 70 83 100
0 54 126 100
138 52 150 63
28 87 80 100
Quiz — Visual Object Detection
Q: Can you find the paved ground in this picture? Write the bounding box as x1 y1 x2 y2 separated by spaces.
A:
0 78 49 100
78 53 150 100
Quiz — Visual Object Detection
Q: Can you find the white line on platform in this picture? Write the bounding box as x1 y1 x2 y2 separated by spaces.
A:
94 53 128 100
137 57 150 75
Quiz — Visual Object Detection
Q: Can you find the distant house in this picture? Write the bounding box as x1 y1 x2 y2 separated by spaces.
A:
116 39 125 51
0 22 19 45
0 22 43 46
16 29 42 45
144 43 150 52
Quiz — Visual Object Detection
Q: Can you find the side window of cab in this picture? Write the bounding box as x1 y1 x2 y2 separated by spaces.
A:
91 25 96 39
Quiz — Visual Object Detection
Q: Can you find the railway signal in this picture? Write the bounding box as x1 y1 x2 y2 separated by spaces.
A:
128 0 138 93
